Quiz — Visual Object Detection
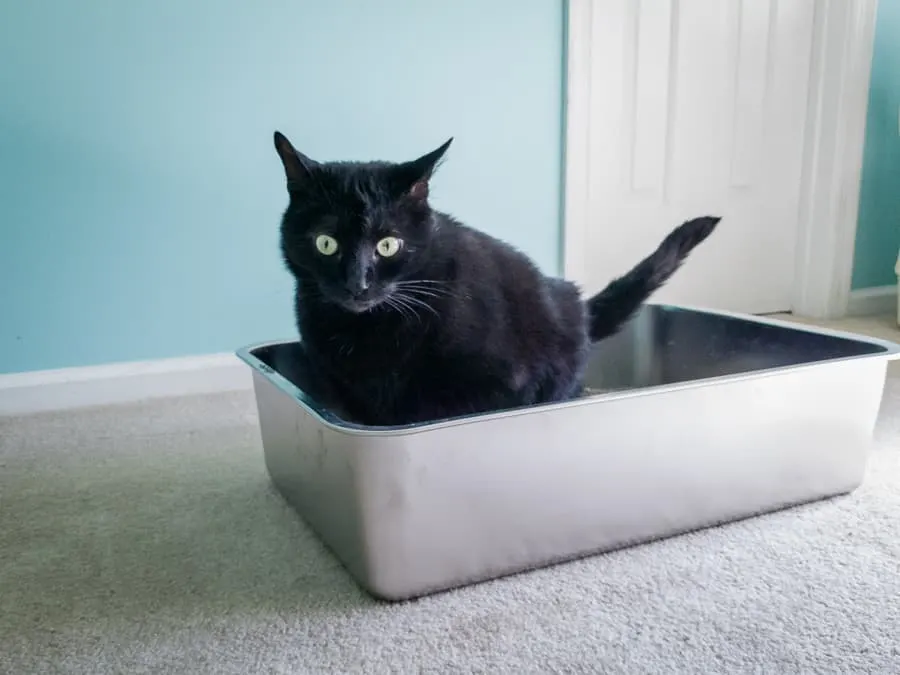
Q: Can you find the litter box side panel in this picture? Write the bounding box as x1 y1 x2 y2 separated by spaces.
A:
347 356 889 601
250 371 372 583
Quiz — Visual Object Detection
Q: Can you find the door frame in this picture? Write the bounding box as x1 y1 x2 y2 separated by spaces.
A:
562 0 880 319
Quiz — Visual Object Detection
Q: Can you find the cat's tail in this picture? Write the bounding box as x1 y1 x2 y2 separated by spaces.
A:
586 215 721 342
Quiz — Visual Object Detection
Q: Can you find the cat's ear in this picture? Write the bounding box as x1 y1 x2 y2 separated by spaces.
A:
397 137 453 201
273 131 319 191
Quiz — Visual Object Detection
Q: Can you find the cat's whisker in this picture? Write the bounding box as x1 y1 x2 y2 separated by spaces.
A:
397 283 449 292
394 296 425 325
404 278 512 298
391 293 428 325
396 281 453 293
385 295 419 324
396 287 443 304
395 282 460 301
407 289 464 304
394 292 439 320
401 288 444 300
381 296 402 317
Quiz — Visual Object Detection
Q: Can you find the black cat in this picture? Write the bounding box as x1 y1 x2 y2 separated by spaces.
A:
273 131 720 427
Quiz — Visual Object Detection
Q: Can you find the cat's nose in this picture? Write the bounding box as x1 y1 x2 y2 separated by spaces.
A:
345 264 372 296
344 279 370 296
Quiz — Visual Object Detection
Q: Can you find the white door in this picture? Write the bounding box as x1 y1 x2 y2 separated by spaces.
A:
572 0 817 314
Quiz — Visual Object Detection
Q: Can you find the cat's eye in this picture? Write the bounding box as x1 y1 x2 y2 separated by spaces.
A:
376 236 402 258
315 234 339 256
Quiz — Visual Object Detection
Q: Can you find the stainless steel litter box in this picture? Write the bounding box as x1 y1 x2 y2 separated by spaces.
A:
236 304 900 601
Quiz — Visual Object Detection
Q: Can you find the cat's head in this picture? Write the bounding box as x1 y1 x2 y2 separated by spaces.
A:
273 131 452 314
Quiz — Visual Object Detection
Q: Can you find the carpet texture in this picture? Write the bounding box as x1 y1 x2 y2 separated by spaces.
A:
2 360 900 673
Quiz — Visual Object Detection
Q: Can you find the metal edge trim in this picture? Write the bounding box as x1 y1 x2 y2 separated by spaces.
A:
236 304 900 438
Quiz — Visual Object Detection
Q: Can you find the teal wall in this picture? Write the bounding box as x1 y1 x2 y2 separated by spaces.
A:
853 0 900 290
0 1 565 374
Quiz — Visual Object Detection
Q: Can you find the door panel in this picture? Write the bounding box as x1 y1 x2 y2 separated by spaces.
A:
582 0 816 313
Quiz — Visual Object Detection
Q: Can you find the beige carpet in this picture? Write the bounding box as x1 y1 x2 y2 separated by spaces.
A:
2 316 900 674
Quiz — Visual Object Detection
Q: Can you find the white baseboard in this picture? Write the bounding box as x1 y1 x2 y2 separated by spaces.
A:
846 285 899 318
0 352 253 416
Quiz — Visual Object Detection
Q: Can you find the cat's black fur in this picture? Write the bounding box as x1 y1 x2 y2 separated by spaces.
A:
273 131 720 427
